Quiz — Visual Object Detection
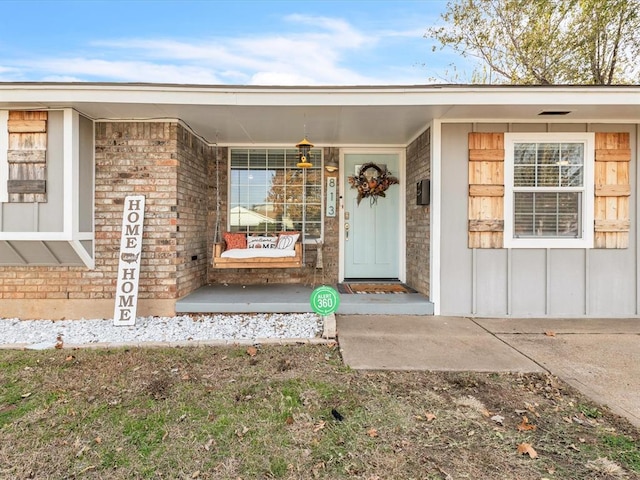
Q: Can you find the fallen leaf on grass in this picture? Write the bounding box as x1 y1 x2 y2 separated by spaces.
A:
517 416 537 431
545 331 556 337
586 458 624 476
491 415 505 425
65 355 75 362
572 413 597 426
55 335 64 349
21 392 32 399
203 438 215 451
246 346 258 357
517 443 538 459
367 428 379 438
94 437 102 444
313 421 326 432
525 402 541 417
415 412 437 422
76 445 89 458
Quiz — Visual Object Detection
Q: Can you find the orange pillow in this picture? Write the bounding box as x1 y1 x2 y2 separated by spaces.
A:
223 232 247 250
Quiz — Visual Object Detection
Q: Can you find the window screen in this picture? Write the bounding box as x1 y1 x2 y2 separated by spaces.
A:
229 148 322 240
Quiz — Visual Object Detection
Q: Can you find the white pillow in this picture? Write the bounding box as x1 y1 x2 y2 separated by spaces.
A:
247 235 277 249
276 232 300 250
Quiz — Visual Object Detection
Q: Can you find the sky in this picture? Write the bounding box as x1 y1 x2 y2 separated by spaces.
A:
0 0 465 86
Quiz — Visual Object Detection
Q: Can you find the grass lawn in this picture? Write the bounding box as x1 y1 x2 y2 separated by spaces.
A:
1 343 638 479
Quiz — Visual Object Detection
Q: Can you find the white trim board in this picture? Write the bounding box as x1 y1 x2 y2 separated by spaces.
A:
430 120 441 315
0 110 8 204
338 147 406 283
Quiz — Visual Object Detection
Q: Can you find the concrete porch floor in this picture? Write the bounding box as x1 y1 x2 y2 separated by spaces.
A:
176 284 434 315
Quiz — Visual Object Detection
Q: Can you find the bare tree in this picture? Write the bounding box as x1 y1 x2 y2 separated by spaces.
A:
427 0 640 84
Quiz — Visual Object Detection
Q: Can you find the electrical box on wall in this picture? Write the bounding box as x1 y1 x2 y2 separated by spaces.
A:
416 179 430 206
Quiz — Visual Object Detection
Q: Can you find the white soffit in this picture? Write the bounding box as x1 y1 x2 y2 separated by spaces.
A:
0 83 638 145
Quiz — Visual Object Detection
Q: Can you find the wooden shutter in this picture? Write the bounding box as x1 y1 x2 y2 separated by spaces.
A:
468 132 504 248
7 111 47 203
594 132 630 248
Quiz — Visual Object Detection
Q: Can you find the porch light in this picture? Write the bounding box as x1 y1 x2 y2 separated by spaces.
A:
296 136 313 168
324 155 338 172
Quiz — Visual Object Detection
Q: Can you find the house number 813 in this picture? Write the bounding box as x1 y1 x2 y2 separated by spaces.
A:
326 177 336 217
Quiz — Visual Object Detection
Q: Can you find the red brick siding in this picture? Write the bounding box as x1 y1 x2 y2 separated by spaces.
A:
405 128 431 296
0 121 184 302
176 124 212 297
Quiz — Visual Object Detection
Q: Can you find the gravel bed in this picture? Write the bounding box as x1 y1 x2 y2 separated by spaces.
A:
0 313 324 349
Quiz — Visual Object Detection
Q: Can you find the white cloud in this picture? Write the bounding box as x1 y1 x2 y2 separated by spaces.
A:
1 14 430 85
20 58 223 84
40 75 85 82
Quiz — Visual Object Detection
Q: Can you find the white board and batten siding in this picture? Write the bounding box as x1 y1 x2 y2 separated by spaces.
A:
440 123 638 317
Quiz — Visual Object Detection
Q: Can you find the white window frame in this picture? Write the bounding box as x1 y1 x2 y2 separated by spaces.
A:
504 132 594 249
228 147 324 243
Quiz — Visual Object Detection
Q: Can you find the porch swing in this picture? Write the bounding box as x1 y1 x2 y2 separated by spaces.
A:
212 241 303 269
211 140 306 269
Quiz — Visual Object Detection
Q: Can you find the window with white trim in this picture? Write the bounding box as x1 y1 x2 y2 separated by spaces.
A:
504 133 594 248
229 148 323 241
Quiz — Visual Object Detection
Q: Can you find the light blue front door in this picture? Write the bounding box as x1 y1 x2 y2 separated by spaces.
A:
344 153 400 279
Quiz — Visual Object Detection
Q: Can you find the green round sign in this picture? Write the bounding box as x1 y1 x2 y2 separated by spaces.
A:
310 286 340 316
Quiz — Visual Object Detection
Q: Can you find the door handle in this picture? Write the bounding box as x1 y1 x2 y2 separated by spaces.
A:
345 222 350 241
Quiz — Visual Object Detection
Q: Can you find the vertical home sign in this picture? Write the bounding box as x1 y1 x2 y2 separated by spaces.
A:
113 195 146 326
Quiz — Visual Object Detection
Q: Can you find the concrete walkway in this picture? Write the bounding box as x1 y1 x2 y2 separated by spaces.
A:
337 315 640 428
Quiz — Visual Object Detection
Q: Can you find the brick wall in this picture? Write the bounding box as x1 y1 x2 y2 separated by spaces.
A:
0 122 180 304
176 125 212 297
0 267 85 300
405 128 431 296
0 121 200 318
206 146 340 286
94 122 180 301
319 147 340 284
0 127 344 318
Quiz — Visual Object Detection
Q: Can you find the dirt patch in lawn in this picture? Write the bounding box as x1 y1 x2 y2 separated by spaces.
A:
0 344 638 479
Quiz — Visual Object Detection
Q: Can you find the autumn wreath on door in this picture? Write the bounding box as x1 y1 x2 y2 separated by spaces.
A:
348 163 399 206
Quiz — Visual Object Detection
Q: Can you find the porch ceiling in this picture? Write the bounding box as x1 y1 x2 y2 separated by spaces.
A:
1 83 639 146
